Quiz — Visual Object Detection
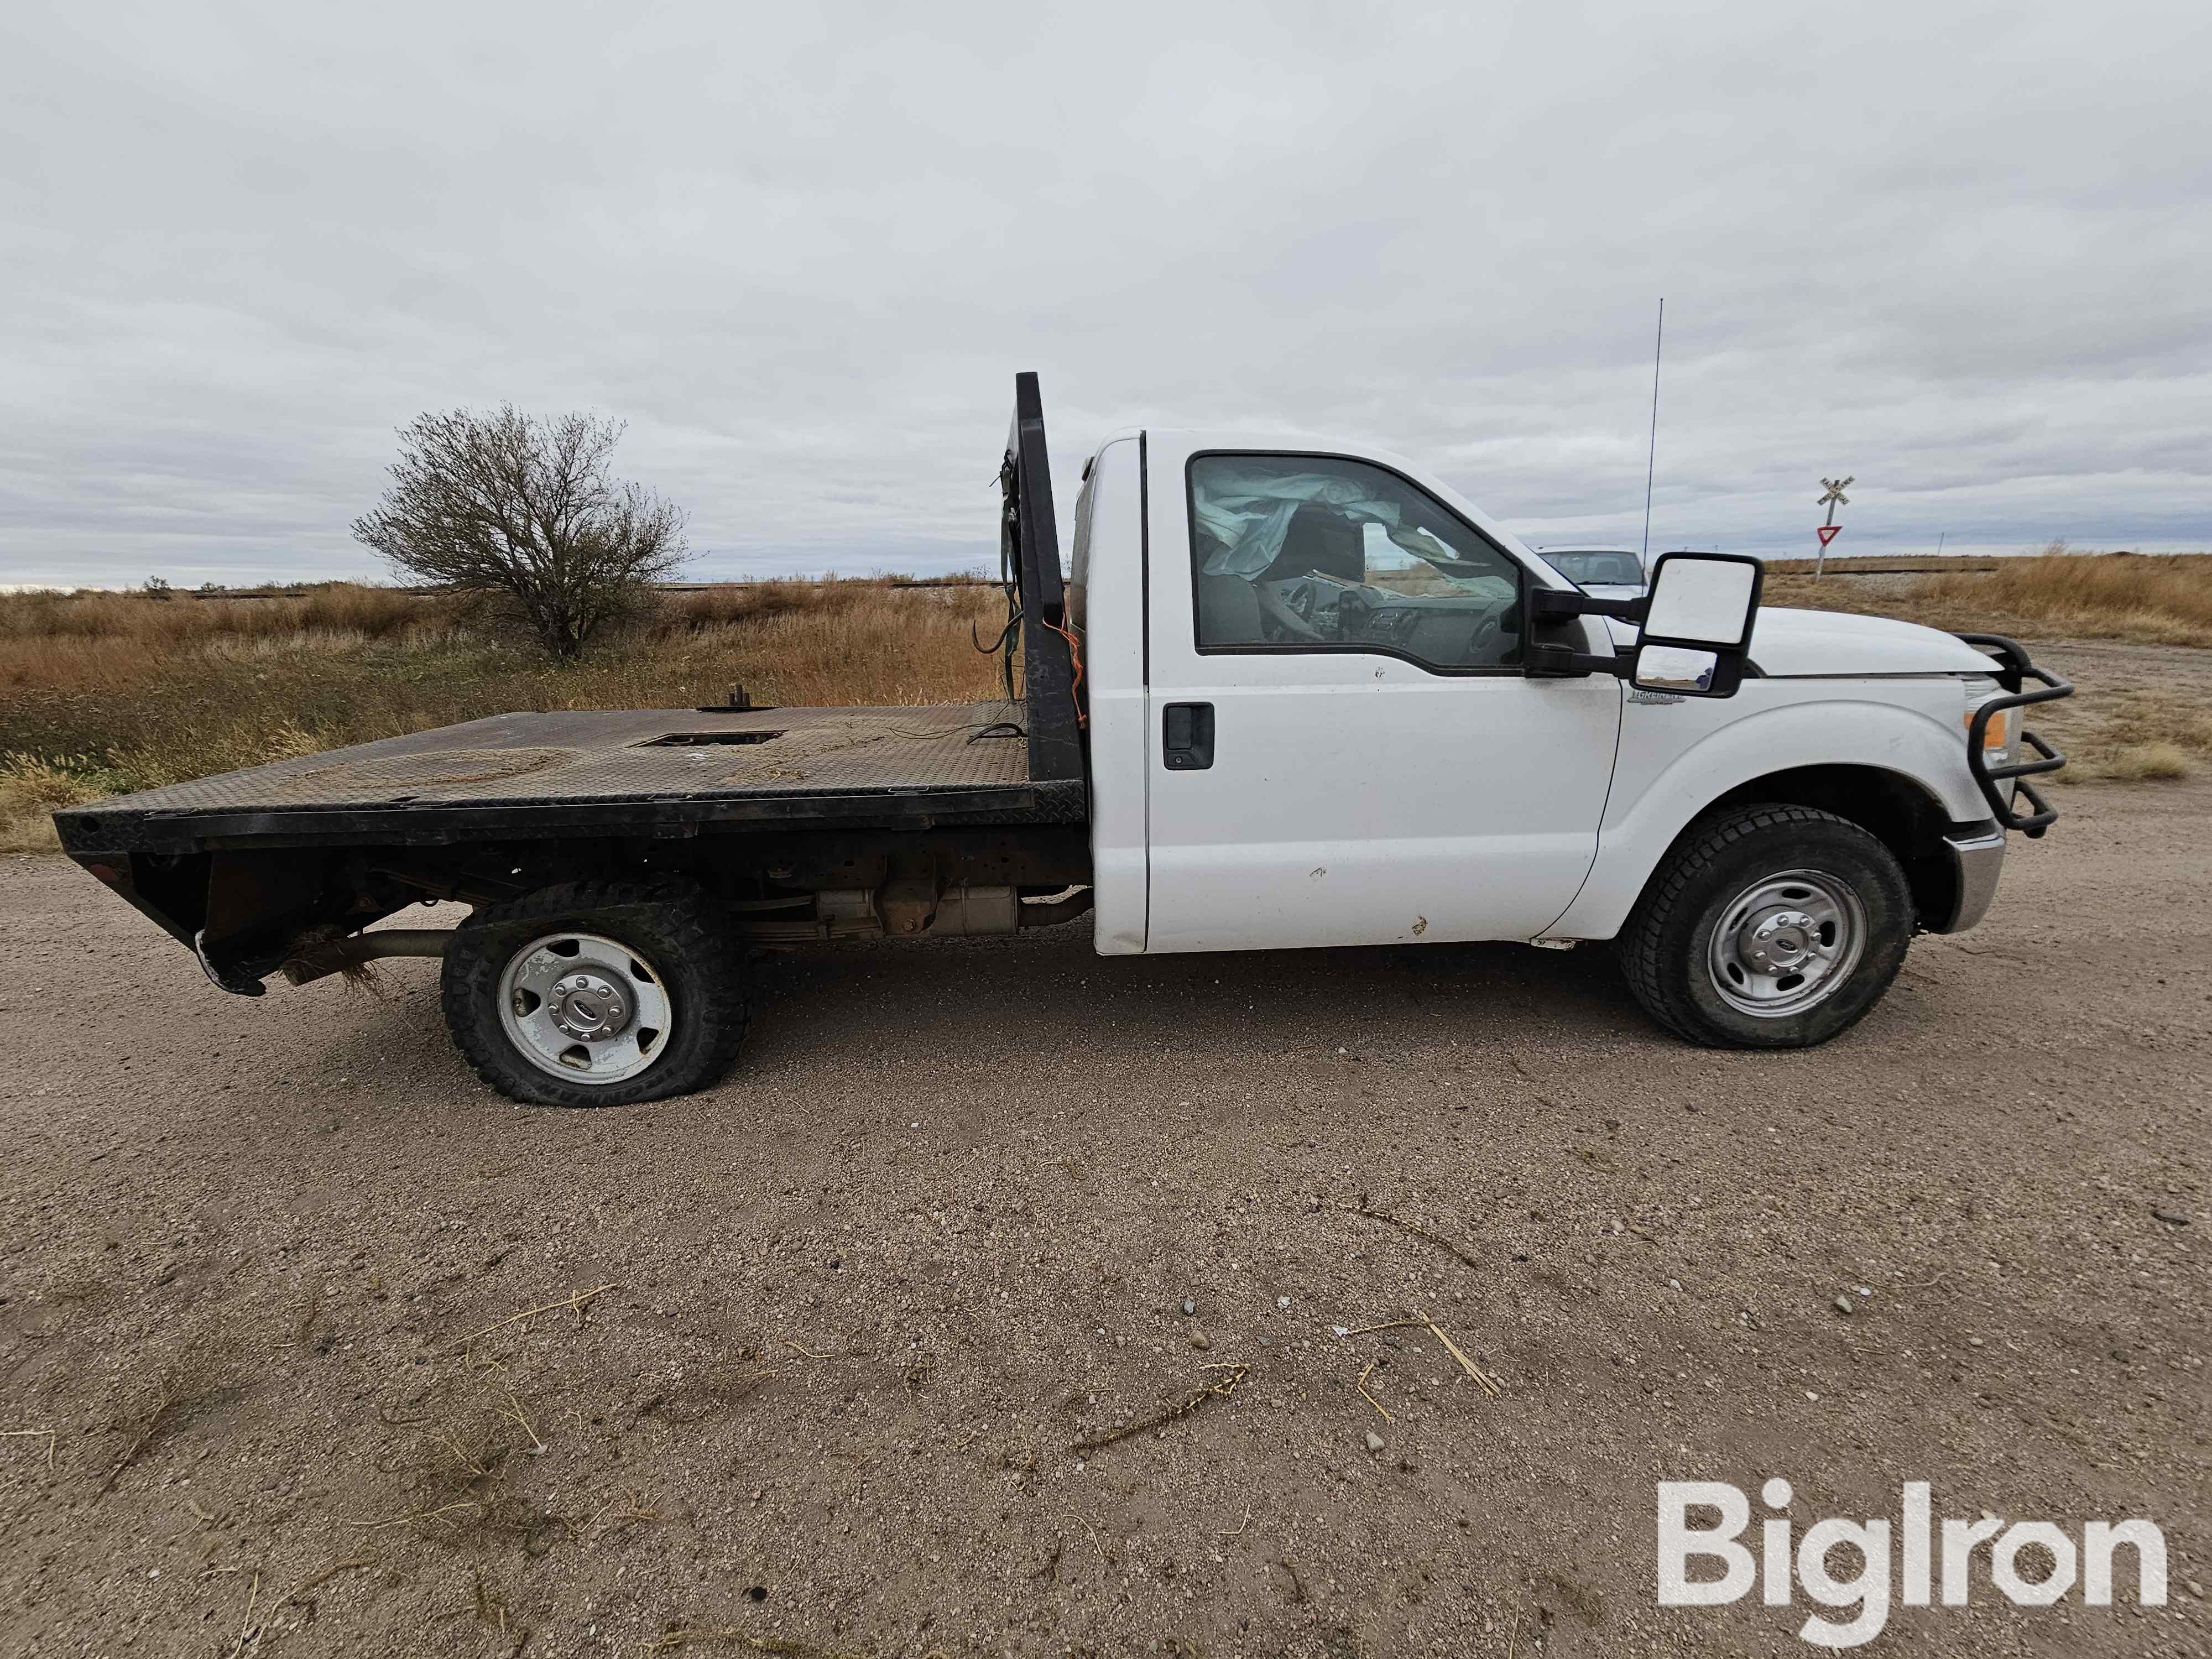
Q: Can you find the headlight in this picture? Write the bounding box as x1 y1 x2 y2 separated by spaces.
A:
1963 677 2014 766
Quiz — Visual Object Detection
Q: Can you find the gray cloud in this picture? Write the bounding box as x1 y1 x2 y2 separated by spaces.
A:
2 0 2205 588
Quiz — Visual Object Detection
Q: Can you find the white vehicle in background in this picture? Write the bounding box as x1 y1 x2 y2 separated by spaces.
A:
56 374 2074 1106
1537 544 1649 601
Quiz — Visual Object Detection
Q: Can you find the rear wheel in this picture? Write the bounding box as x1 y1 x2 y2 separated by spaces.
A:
441 880 747 1106
1616 805 1913 1048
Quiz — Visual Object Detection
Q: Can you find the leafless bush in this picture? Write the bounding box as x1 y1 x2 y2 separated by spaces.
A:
352 408 686 658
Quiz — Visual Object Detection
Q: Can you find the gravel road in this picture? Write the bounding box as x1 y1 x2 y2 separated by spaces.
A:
1 724 2205 1655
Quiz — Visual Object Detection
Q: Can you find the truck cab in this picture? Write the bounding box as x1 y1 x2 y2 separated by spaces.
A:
1072 432 1623 955
1067 424 2060 983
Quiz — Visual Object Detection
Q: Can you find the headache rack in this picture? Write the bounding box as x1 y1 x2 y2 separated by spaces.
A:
1957 632 2072 837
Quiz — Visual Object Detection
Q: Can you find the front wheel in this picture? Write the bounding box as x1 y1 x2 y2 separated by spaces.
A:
1616 805 1913 1048
441 880 747 1106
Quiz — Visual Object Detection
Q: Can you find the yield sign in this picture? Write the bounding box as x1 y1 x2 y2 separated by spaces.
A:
1817 525 1843 547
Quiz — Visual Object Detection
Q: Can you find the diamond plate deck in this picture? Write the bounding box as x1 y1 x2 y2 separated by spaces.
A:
59 702 1087 854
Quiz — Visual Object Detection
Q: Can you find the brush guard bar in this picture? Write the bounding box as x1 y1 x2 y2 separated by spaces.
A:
1957 632 2072 838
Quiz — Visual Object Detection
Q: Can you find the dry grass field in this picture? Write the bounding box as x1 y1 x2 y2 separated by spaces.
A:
0 579 1010 852
1764 549 2212 646
3 552 2208 853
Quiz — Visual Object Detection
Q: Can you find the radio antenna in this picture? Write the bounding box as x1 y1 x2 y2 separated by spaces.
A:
1641 297 1664 561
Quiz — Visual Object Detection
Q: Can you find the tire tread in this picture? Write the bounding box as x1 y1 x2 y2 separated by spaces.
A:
1617 804 1903 1048
440 879 747 1107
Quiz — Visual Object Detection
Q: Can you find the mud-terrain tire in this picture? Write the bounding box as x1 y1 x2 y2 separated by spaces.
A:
440 880 747 1107
1616 805 1913 1049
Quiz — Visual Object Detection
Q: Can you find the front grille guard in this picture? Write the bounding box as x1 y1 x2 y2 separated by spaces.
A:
1957 633 2073 837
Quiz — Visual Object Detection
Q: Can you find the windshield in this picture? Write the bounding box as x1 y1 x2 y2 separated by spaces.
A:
1541 550 1645 587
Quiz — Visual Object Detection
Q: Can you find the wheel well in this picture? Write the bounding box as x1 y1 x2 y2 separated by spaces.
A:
1704 765 1960 930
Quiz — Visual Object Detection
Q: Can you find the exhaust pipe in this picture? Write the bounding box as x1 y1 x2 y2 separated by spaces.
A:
1019 888 1095 928
281 929 452 986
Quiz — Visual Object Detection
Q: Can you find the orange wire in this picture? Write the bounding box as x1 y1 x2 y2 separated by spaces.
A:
1041 614 1087 728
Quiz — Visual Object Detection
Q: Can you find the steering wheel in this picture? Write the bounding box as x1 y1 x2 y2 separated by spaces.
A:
1255 578 1328 644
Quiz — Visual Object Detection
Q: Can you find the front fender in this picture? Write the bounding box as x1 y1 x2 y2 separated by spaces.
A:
1547 688 1982 941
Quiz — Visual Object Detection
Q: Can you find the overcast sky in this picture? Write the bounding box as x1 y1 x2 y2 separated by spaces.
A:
3 1 2207 588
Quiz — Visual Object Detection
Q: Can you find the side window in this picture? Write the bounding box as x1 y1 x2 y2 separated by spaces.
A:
1188 453 1522 670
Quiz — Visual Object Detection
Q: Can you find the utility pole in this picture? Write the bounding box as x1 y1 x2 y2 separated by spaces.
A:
1814 476 1852 578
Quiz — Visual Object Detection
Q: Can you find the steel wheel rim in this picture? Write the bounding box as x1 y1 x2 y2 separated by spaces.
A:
1705 869 1865 1018
497 931 674 1084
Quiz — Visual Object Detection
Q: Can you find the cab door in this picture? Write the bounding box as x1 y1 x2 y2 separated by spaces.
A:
1141 436 1621 953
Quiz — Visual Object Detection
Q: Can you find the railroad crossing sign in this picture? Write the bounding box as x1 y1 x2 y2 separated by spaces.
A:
1814 475 1854 577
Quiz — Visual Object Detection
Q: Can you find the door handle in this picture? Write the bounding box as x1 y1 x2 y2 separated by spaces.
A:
1163 702 1214 770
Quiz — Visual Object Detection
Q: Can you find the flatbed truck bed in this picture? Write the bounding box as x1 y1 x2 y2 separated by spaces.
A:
57 700 1086 857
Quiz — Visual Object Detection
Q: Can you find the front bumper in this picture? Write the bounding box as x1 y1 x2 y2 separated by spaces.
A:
1936 825 2008 933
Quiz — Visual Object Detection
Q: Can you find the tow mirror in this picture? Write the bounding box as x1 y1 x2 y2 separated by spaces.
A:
1632 552 1764 697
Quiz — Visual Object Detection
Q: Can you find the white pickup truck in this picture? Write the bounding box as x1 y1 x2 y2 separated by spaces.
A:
55 374 2069 1105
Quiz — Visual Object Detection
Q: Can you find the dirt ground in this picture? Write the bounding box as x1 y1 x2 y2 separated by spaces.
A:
1 644 2206 1658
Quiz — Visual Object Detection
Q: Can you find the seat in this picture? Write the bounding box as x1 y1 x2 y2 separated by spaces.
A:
1196 572 1266 646
1260 503 1365 585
